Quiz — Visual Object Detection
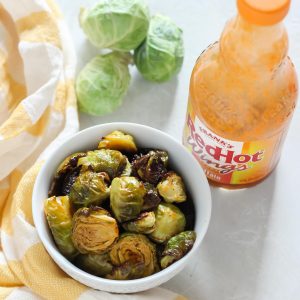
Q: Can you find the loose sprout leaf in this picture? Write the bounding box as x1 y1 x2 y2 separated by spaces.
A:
122 211 156 234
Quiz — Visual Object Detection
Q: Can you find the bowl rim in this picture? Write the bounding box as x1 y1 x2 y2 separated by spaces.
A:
32 122 212 288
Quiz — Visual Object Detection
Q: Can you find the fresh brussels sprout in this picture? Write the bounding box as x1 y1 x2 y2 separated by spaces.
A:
132 150 168 184
98 131 137 153
134 14 184 82
76 52 131 116
149 203 186 243
110 176 146 222
80 0 150 51
160 231 196 269
69 171 110 207
48 152 86 197
44 196 78 259
121 157 132 177
75 253 113 277
77 149 127 179
157 172 187 203
107 233 157 280
122 211 156 234
142 182 161 211
72 207 119 254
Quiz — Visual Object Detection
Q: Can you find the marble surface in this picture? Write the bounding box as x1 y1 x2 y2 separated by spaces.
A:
57 0 300 299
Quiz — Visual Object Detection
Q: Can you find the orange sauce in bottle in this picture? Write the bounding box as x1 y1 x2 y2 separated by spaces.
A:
183 0 298 188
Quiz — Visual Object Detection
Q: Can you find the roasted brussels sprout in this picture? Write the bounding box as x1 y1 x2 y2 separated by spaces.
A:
75 253 113 277
121 157 132 177
107 233 157 280
149 203 186 243
157 172 187 203
142 182 161 211
48 152 86 196
122 211 156 234
72 207 119 254
160 231 196 269
69 171 110 207
98 131 137 153
44 196 78 259
132 150 168 184
110 176 146 222
77 149 127 179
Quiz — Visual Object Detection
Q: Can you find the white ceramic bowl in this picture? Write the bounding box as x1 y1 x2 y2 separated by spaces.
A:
32 122 211 293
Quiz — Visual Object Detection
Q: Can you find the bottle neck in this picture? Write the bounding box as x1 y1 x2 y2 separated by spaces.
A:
219 15 288 74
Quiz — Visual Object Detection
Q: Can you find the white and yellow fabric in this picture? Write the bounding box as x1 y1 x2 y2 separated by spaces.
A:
0 0 185 299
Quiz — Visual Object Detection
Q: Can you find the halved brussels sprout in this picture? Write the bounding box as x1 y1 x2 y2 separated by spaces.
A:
157 172 187 203
107 233 157 280
160 231 196 269
44 196 78 259
132 150 168 184
122 211 155 234
48 152 86 196
72 207 119 254
75 253 113 277
142 182 161 211
77 149 127 179
149 203 186 243
69 171 110 207
98 131 137 153
110 176 146 222
121 157 132 177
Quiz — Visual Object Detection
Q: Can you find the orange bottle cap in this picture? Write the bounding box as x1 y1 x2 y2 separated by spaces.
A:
237 0 291 26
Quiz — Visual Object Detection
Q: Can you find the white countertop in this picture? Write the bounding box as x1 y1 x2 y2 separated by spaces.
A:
57 0 300 299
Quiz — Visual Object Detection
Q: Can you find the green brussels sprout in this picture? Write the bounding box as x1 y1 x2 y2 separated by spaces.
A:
110 176 146 222
75 253 113 277
107 233 157 280
72 207 119 254
157 172 187 203
160 231 196 269
149 203 186 243
44 196 78 259
69 171 110 207
134 14 184 82
77 149 127 179
142 182 161 211
48 152 86 197
122 211 156 234
76 52 131 116
132 150 168 184
98 130 137 153
80 0 150 51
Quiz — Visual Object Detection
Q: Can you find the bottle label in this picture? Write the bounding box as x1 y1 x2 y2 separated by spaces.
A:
183 110 287 185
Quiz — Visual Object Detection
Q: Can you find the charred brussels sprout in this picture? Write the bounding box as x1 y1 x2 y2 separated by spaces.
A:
69 171 110 207
98 131 137 153
122 211 156 234
75 253 113 277
132 150 168 184
160 231 196 269
110 176 146 222
107 233 157 280
72 207 119 254
149 203 186 243
48 152 86 196
44 196 78 259
77 149 127 179
142 182 161 211
157 172 187 203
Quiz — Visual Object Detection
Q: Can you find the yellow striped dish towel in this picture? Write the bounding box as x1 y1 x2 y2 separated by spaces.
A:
0 0 186 299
